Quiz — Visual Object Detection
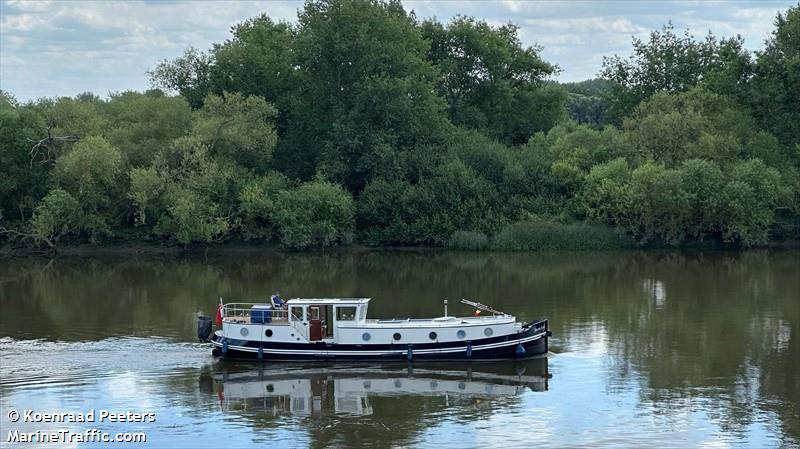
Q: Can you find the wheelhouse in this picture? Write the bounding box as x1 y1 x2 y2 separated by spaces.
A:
285 298 370 342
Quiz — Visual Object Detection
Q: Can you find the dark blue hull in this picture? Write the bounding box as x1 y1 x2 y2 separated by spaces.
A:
211 322 550 362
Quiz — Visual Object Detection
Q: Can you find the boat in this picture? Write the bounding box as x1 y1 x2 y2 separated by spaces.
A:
197 297 551 361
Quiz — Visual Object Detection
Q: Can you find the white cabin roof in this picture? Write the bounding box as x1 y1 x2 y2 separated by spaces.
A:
286 298 371 306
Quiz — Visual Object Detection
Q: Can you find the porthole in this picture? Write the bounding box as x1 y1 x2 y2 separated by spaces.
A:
240 327 249 337
265 329 273 337
266 384 274 393
393 332 402 341
429 331 438 340
484 327 493 337
457 329 466 339
362 332 371 342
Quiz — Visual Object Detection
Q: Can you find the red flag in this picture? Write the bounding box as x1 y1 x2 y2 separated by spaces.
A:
215 303 223 325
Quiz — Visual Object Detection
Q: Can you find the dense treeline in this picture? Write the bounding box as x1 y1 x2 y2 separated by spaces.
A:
1 0 798 251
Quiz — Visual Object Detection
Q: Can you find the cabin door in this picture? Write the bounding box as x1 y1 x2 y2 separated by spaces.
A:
309 306 323 341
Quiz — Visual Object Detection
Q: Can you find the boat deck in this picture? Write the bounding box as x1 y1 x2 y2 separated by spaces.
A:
348 315 515 328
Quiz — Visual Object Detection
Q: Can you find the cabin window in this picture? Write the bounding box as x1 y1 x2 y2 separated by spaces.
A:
291 307 304 321
265 329 273 337
358 306 367 321
393 332 402 341
336 306 357 321
362 332 371 341
429 332 437 340
457 330 466 339
484 327 493 337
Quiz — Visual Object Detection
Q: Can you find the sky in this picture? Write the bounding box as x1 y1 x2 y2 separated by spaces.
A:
0 0 796 101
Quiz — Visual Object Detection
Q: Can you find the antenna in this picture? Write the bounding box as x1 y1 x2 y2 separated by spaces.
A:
444 299 448 317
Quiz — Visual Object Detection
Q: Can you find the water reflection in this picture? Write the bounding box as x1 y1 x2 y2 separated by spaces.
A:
202 360 549 417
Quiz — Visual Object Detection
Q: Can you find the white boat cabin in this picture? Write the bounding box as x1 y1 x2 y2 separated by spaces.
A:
220 297 521 346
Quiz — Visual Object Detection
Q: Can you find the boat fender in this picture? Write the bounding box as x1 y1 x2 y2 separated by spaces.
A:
515 343 526 358
222 338 228 355
546 330 553 337
466 341 472 358
407 345 413 362
211 347 221 357
257 346 264 361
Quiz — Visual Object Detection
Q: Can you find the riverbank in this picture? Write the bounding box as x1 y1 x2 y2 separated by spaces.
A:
3 237 798 258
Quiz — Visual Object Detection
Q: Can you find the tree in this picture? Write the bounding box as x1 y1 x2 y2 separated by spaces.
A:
237 171 289 239
30 189 83 246
601 23 752 123
192 92 278 172
210 15 297 109
678 159 725 240
422 16 564 145
156 187 230 244
149 47 214 109
719 159 786 246
625 162 689 244
128 167 165 226
294 0 450 191
272 180 355 248
101 90 192 167
748 5 800 150
52 136 123 207
623 89 757 167
0 93 48 226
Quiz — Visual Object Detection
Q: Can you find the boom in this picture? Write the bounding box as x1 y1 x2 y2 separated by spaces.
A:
460 299 507 316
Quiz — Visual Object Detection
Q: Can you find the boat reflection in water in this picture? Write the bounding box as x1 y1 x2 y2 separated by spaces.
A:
200 358 550 417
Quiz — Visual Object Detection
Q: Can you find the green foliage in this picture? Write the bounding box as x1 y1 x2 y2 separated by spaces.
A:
128 167 165 226
626 162 690 244
720 159 785 246
297 0 450 191
4 2 800 250
0 93 48 224
237 172 290 239
193 92 277 172
101 90 192 167
422 16 564 145
49 136 123 239
157 187 230 244
272 180 355 249
748 5 800 150
357 159 502 245
580 157 788 246
623 89 759 166
52 136 123 204
601 23 752 123
149 47 214 109
30 189 83 245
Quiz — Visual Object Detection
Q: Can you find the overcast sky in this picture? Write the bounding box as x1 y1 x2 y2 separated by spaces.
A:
0 0 795 101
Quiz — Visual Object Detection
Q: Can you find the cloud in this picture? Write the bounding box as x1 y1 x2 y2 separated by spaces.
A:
0 0 796 98
522 17 649 34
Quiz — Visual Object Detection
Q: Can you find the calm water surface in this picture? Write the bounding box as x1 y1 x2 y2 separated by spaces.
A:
0 250 797 448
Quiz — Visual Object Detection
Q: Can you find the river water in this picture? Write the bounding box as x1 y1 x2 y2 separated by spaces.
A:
0 250 797 448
